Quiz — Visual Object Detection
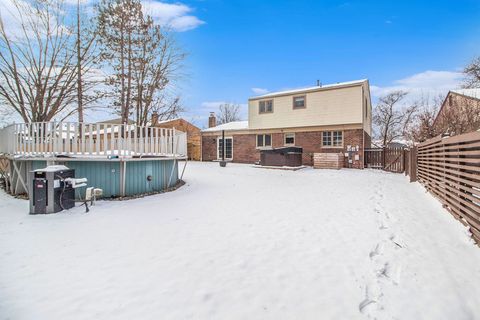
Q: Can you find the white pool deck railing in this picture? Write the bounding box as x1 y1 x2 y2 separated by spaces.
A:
0 121 188 158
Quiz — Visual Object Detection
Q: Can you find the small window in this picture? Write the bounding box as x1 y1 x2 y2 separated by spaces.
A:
257 134 263 147
259 100 273 113
322 131 332 146
257 134 272 147
284 133 295 145
322 131 343 147
333 131 342 146
293 96 306 109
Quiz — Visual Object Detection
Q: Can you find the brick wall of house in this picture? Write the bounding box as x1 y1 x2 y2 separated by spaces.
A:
202 129 367 168
201 135 218 161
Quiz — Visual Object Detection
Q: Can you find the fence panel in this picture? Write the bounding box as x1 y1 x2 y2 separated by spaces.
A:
417 132 480 243
364 148 384 169
365 147 405 173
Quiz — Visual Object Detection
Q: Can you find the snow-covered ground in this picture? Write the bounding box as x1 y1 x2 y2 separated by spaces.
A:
1 162 480 320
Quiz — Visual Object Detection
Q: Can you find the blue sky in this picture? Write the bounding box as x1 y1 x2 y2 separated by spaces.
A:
169 0 480 127
3 0 478 126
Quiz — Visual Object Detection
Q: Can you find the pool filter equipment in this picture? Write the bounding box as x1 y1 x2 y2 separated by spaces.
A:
29 165 76 214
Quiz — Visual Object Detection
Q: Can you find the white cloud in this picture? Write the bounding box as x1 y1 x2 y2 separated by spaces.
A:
142 1 205 32
0 0 36 39
371 70 464 102
251 87 269 95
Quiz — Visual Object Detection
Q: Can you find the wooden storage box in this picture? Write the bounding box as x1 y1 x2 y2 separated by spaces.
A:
313 153 343 169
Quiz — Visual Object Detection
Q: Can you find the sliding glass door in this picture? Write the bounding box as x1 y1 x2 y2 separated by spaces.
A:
217 137 233 160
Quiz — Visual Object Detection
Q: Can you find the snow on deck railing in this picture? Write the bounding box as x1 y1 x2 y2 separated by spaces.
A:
0 121 188 158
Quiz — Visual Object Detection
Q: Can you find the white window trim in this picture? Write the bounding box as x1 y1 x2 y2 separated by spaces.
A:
217 136 233 160
321 131 344 148
256 134 273 149
284 132 295 146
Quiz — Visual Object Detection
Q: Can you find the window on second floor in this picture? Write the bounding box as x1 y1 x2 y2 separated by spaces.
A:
259 100 273 113
293 96 306 109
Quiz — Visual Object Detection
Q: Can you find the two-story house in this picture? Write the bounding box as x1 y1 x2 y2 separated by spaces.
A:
201 79 372 168
434 88 480 136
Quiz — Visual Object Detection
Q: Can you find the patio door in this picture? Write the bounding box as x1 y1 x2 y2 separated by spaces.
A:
217 137 233 160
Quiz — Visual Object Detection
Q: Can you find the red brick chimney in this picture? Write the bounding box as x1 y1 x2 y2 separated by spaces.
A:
151 111 159 126
208 112 216 128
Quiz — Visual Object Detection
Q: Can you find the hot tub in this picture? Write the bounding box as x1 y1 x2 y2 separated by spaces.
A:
260 147 303 167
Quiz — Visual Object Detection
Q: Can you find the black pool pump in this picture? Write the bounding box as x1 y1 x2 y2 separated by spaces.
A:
29 165 75 214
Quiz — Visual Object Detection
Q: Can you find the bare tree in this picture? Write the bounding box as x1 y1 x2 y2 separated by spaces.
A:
97 0 185 126
133 22 185 126
408 94 444 142
463 56 480 88
217 103 241 125
0 0 98 123
97 0 142 124
373 91 417 147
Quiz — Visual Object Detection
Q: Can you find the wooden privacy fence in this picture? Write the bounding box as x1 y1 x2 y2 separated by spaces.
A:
416 131 480 243
364 147 406 173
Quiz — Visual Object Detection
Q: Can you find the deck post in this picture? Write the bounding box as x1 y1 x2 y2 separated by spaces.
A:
120 160 126 197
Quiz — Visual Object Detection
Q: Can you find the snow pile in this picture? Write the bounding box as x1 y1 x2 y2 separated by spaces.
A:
1 162 480 319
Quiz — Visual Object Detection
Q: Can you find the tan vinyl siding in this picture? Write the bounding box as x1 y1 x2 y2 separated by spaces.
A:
249 85 364 130
362 82 373 136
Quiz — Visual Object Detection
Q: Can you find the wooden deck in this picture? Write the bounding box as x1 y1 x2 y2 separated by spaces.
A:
0 121 188 158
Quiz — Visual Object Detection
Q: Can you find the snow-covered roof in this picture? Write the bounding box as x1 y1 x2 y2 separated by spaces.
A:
451 88 480 100
250 79 368 100
202 120 249 132
156 118 181 124
146 118 181 126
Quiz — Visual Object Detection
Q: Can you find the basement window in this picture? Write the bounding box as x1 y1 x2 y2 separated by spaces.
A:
284 133 295 145
259 100 273 113
322 131 343 147
257 134 272 148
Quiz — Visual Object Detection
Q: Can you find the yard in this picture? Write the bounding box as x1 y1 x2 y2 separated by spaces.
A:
1 162 480 320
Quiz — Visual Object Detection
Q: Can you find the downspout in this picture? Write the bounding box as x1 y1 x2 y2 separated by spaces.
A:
222 130 225 161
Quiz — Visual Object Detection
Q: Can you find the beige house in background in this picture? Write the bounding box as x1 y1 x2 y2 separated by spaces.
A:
202 79 372 168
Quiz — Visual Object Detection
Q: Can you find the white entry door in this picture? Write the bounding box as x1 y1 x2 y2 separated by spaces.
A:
217 137 233 160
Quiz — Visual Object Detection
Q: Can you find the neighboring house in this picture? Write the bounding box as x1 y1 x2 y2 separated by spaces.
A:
152 116 201 161
83 116 200 161
434 88 480 136
95 118 135 125
201 79 372 168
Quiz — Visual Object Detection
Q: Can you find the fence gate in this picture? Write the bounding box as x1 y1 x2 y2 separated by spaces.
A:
364 147 405 173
